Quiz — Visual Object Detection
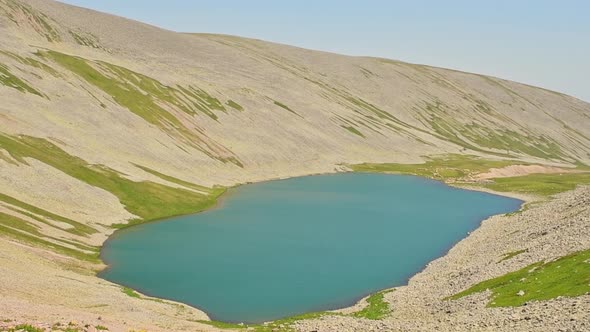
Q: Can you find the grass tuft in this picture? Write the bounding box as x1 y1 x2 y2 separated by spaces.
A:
352 289 394 319
341 125 365 138
6 324 43 332
273 100 300 116
122 287 140 298
226 100 244 111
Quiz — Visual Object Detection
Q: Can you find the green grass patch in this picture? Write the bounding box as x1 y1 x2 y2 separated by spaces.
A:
69 30 101 49
196 320 246 329
0 134 225 223
226 100 244 111
5 324 44 332
462 124 568 161
177 85 226 119
63 328 80 332
0 192 97 236
341 125 365 138
351 154 520 181
448 249 590 307
273 100 300 116
352 155 590 197
0 211 42 235
0 50 59 77
352 289 394 319
345 95 397 123
0 211 93 255
1 0 61 42
485 172 590 197
359 67 375 78
0 213 99 262
42 50 241 166
0 134 225 260
420 101 570 161
132 164 222 194
44 50 192 124
498 249 527 263
122 287 140 298
0 63 43 96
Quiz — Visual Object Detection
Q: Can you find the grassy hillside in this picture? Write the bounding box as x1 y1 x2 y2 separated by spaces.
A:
0 134 225 261
449 249 590 307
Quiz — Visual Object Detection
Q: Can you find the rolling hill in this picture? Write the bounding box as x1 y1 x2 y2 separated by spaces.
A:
0 0 589 331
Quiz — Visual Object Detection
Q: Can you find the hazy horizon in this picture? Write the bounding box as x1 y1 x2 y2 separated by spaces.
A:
59 0 589 102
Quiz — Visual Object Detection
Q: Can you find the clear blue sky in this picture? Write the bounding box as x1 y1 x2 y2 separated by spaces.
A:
60 0 589 102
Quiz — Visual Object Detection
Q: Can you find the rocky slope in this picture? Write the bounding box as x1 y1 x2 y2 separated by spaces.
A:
1 0 590 331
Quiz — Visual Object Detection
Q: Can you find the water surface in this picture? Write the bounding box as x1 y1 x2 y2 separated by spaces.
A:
100 174 521 323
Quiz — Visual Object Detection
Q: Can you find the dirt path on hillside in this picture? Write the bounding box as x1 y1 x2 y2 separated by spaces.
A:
474 164 579 180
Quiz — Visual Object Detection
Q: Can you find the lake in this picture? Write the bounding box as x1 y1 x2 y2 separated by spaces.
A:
100 173 522 323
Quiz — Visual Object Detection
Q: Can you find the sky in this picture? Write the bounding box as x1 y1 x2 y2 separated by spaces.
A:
59 0 589 102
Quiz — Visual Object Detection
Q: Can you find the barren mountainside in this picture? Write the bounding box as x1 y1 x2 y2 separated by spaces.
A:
0 0 590 331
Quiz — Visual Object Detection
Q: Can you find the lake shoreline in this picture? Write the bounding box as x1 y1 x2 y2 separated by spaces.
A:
97 169 529 324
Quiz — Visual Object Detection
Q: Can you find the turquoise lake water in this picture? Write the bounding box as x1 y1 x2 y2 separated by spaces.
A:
100 173 522 323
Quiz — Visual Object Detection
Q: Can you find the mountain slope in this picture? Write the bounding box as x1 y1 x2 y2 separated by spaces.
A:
1 0 588 215
1 0 590 330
